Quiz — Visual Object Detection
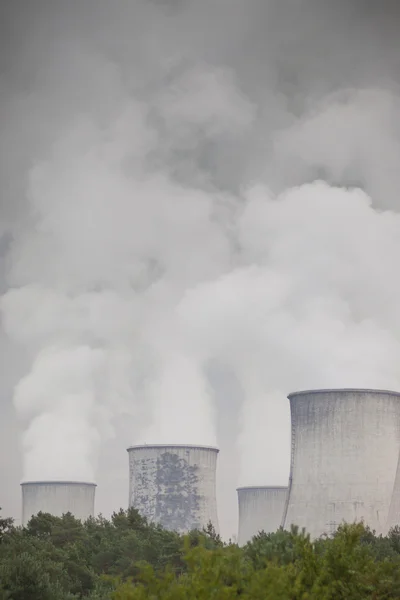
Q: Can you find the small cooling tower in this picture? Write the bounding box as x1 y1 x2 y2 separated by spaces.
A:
282 389 400 538
237 486 287 546
21 481 96 526
127 444 219 534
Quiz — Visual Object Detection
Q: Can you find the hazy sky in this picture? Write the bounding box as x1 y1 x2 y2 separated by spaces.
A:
1 0 400 539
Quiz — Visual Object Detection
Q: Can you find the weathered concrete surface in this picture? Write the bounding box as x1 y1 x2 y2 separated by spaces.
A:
282 389 400 539
127 445 219 534
237 486 287 546
21 481 96 525
386 443 400 530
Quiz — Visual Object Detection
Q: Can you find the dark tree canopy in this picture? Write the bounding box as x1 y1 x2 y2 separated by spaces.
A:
1 507 400 598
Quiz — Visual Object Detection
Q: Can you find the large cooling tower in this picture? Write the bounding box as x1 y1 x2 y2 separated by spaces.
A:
237 486 288 546
21 481 96 526
127 444 219 534
282 389 400 539
386 440 400 530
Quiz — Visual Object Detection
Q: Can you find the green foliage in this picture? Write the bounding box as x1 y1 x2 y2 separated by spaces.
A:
110 522 400 599
0 509 14 543
3 505 400 599
244 524 309 568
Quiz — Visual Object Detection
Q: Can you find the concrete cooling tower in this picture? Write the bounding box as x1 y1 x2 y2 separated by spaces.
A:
127 444 219 534
21 481 96 526
282 389 400 539
237 486 288 546
386 435 400 531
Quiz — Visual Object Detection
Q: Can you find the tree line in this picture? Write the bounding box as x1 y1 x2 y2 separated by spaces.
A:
2 506 400 598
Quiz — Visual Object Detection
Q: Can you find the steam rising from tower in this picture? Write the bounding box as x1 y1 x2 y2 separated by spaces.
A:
127 445 219 534
3 0 400 536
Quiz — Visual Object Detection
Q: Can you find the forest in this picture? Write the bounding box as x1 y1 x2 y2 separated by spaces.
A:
2 507 400 599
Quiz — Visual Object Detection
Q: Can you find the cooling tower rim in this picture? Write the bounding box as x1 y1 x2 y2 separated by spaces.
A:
127 444 219 453
237 486 288 492
288 388 400 400
21 480 97 487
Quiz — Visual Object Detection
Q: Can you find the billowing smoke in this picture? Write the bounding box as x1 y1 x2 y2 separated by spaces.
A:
2 0 400 536
0 89 250 477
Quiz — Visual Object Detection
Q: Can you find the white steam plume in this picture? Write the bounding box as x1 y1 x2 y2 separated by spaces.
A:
1 81 252 482
178 179 400 483
2 0 400 537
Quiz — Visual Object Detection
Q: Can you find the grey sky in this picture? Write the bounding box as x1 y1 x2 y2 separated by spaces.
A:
1 0 400 538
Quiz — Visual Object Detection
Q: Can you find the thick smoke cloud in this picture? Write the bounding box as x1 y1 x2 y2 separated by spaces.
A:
1 0 400 537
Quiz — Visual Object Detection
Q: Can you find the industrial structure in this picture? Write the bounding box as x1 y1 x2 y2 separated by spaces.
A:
282 389 400 538
21 481 96 526
237 486 288 546
386 442 400 531
127 444 220 534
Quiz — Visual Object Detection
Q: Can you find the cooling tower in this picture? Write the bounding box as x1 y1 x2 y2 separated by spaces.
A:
282 389 400 539
21 481 96 526
386 440 400 530
127 444 219 534
237 486 288 546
